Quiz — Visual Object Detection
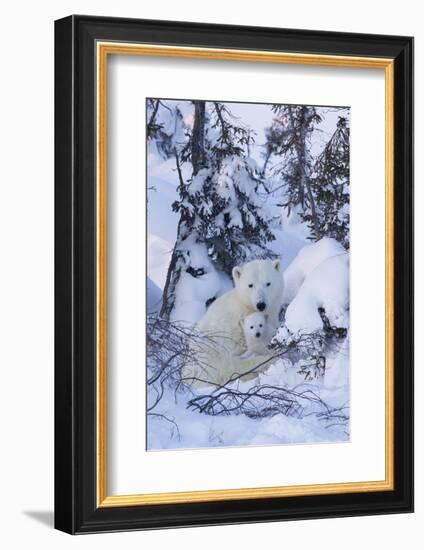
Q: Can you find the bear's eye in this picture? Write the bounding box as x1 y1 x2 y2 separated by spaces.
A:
248 283 253 288
266 282 271 287
250 326 254 329
259 324 263 328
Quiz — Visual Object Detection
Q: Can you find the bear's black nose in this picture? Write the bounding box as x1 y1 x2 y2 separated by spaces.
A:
255 332 261 338
256 302 266 311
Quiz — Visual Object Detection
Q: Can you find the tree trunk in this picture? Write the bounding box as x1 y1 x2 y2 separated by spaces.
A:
191 101 206 175
159 102 206 319
261 148 272 177
159 234 182 319
147 99 160 139
159 152 185 319
289 106 319 236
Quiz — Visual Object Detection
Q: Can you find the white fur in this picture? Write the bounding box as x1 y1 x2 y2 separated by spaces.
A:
241 312 273 356
183 259 284 387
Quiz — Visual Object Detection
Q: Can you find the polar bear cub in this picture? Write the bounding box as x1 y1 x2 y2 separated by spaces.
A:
240 312 273 357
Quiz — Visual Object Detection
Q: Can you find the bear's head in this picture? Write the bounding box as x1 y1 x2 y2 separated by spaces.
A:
232 259 283 314
241 312 268 340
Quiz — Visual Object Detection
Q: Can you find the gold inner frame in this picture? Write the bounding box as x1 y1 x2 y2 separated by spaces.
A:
96 42 395 508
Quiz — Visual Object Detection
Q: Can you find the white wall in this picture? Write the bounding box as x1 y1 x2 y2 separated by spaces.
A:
0 1 420 547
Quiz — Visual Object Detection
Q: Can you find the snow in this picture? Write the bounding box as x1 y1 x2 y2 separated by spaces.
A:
147 234 174 291
146 169 180 290
171 234 232 324
147 176 179 242
280 203 313 243
228 208 243 229
146 99 350 451
147 277 162 315
148 360 349 450
188 168 210 195
282 237 346 307
285 252 349 334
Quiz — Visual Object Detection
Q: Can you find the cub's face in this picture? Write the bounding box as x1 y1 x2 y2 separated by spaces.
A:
232 259 283 313
243 313 267 340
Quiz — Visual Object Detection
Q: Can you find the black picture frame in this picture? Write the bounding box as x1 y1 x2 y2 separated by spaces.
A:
55 14 414 534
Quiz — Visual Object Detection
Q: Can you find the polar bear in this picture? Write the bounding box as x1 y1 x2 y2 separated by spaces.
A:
240 312 273 357
183 259 284 387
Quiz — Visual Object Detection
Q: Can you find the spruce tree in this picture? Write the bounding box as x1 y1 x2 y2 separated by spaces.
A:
159 100 275 319
146 98 187 159
309 116 350 248
264 105 322 234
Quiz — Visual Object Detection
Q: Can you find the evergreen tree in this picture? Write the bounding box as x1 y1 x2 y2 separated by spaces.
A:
146 98 187 159
146 98 191 319
264 105 322 235
263 105 350 249
309 116 350 248
159 100 275 319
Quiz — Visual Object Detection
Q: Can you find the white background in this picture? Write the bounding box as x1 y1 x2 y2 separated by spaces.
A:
0 1 420 548
108 57 386 495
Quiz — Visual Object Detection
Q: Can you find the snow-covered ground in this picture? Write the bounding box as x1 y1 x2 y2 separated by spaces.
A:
147 342 349 450
146 99 350 451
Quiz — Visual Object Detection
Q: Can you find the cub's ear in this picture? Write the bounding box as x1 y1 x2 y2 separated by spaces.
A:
232 265 243 282
273 259 281 272
239 317 245 330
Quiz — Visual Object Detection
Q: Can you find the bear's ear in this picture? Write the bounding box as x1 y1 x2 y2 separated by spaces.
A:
273 259 281 272
239 317 245 330
232 265 243 282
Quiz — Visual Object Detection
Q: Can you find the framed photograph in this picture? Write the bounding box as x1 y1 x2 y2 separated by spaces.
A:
54 15 414 534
